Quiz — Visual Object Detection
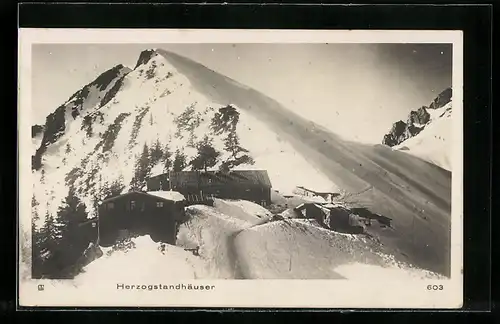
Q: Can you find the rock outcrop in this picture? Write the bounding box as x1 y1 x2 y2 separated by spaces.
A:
429 87 452 110
382 88 452 147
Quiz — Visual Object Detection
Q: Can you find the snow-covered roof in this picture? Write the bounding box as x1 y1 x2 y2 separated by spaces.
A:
296 185 337 194
146 191 185 202
149 164 167 177
157 170 273 187
303 196 328 203
294 203 330 215
101 190 185 203
294 203 306 210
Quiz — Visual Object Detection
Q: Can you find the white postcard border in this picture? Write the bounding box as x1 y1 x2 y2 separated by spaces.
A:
17 28 464 309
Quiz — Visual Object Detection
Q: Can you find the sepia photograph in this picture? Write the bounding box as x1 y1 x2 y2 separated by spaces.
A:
18 29 463 308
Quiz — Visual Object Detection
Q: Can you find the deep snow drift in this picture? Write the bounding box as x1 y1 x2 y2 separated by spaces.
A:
235 218 444 280
176 199 271 279
73 199 443 282
75 199 272 281
76 235 206 282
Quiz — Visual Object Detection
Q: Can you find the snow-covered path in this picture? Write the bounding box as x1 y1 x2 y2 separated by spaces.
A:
226 230 246 279
176 199 273 279
226 217 271 279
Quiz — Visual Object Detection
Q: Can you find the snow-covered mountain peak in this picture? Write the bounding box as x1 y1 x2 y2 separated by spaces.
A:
31 49 338 225
133 48 160 69
382 88 453 171
32 64 132 170
428 87 452 110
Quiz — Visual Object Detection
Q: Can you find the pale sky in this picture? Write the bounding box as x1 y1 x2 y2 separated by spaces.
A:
32 43 452 143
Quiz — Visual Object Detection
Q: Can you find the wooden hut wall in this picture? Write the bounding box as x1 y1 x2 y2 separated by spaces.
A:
328 208 351 230
146 177 162 191
150 171 272 205
98 193 182 245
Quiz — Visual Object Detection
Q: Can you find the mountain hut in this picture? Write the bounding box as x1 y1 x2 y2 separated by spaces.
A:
96 191 186 247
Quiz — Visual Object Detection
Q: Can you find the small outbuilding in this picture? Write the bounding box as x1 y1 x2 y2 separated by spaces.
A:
294 202 363 233
292 186 340 203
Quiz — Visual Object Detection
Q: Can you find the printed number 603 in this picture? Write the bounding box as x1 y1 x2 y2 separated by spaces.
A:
427 284 444 291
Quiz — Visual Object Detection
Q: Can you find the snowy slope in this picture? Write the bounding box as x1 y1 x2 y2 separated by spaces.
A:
235 219 444 280
76 236 207 282
31 49 337 225
233 109 338 195
212 198 273 224
153 50 452 276
176 204 260 278
394 102 452 171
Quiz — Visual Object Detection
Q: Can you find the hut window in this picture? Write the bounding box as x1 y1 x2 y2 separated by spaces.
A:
108 202 114 209
130 201 136 210
156 202 164 208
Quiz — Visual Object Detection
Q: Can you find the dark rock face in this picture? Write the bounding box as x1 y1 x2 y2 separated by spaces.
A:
382 120 408 147
99 76 125 108
429 88 452 110
71 87 90 119
382 119 425 148
31 124 44 138
93 64 126 91
407 106 430 125
134 49 156 69
382 88 452 147
32 65 132 170
41 105 67 147
32 105 66 170
405 124 424 138
69 64 128 119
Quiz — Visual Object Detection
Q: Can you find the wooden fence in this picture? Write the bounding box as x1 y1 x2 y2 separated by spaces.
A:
184 193 215 207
